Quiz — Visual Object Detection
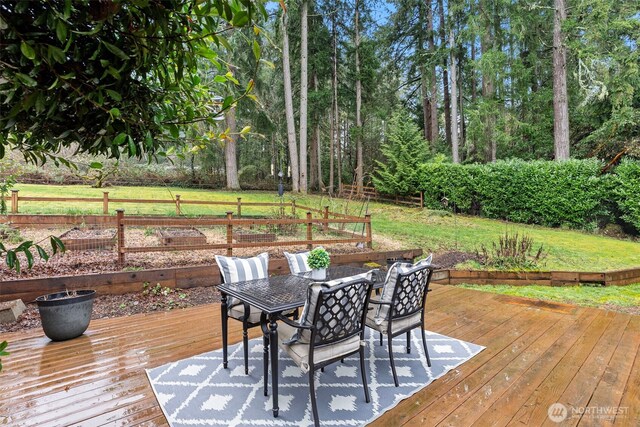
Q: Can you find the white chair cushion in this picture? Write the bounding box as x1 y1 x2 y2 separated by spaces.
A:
374 254 432 325
366 309 422 335
278 321 361 373
229 304 263 323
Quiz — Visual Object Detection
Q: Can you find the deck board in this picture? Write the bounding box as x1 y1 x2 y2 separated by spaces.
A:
0 284 637 426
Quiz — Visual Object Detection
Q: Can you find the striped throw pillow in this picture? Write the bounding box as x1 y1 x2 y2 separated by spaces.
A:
215 252 269 308
284 247 325 275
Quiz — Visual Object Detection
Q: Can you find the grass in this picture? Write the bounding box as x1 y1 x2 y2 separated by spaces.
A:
7 183 640 272
459 283 640 315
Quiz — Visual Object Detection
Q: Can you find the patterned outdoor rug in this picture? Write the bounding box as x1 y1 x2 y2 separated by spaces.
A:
146 329 484 427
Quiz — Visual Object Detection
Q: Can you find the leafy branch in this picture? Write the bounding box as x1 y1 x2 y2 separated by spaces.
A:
0 236 65 274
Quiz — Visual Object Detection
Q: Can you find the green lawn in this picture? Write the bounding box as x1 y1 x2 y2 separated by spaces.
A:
7 183 640 272
459 283 640 315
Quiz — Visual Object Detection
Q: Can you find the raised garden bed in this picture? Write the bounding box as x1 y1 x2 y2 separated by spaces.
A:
157 227 207 246
233 228 277 243
59 227 116 251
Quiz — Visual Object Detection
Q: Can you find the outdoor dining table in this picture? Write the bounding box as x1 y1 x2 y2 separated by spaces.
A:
218 265 384 418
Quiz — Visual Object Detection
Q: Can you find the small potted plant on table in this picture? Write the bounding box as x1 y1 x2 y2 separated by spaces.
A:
307 247 331 280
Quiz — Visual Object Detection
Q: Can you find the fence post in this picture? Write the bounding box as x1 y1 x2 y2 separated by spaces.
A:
10 190 18 213
306 211 313 250
291 200 296 217
116 209 125 267
365 214 373 249
420 191 424 209
323 206 329 232
237 197 242 218
175 195 181 216
226 211 234 256
103 192 109 214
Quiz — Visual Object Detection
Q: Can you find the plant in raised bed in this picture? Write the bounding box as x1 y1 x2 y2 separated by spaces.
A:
477 232 547 270
307 247 331 280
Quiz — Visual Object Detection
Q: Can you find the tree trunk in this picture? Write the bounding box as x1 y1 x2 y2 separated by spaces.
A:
553 0 570 160
317 121 324 190
299 0 309 192
419 1 430 142
310 71 319 191
337 119 343 190
224 106 240 189
329 11 338 194
449 22 459 163
438 0 452 148
354 0 364 191
481 0 496 162
427 0 438 146
282 11 299 191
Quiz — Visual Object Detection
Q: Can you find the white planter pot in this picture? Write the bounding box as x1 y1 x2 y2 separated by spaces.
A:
310 268 327 281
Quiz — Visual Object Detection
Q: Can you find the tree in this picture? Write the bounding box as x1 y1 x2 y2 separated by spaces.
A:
224 105 241 189
298 0 309 193
0 0 265 164
553 0 570 160
373 111 429 195
281 9 300 192
449 7 459 163
354 0 364 190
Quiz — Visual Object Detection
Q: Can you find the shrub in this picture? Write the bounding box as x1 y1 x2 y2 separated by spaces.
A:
478 232 547 270
414 158 627 231
612 159 640 234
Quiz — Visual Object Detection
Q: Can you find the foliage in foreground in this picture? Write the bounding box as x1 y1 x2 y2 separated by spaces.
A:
0 0 266 163
0 236 65 274
0 341 8 372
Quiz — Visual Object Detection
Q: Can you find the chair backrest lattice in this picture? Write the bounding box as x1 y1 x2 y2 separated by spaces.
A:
311 278 372 348
390 265 433 320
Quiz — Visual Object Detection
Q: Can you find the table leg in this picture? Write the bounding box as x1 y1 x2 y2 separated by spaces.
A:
269 314 279 417
221 293 228 369
260 312 269 397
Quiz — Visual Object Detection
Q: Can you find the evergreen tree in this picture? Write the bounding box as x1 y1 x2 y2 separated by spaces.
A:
373 111 429 195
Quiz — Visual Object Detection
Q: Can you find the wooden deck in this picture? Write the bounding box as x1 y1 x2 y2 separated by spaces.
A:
1 284 638 426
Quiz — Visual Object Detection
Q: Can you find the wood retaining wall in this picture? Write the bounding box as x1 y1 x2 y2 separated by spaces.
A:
0 249 423 303
430 268 640 287
1 250 638 303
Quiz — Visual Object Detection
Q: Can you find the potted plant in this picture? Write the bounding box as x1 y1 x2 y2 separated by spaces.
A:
307 247 331 280
36 289 96 341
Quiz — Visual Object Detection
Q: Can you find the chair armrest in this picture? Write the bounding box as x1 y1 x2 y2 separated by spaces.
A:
276 314 313 330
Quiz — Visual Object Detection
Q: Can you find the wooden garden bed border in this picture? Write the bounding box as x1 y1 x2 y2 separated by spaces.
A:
2 249 638 303
0 249 423 303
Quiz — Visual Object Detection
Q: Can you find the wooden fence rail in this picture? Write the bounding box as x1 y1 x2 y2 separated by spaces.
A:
338 184 424 208
10 190 302 217
115 209 372 266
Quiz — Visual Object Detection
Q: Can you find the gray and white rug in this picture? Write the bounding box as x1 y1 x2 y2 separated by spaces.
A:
147 329 484 426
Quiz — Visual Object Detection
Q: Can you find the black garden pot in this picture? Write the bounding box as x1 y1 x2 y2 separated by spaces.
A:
36 290 96 341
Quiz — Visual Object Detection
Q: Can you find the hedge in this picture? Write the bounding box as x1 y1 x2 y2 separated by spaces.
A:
414 159 639 233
